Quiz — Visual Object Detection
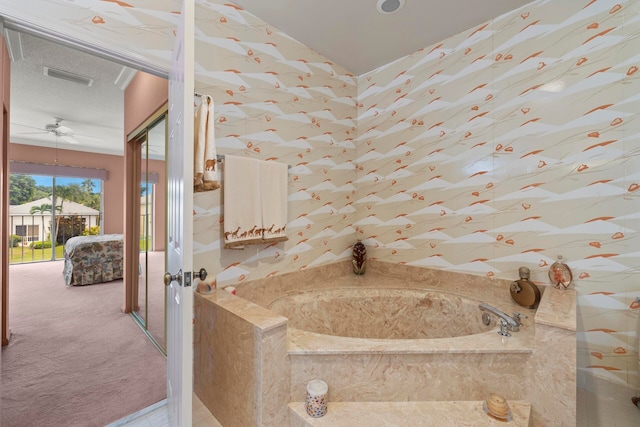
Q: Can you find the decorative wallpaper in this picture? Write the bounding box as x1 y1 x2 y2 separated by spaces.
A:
0 0 638 389
188 3 358 286
356 0 640 388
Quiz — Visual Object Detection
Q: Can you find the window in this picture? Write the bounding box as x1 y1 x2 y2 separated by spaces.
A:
15 225 39 240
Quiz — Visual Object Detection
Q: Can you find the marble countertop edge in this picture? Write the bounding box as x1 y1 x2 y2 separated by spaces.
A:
196 290 288 332
534 287 576 332
287 328 534 355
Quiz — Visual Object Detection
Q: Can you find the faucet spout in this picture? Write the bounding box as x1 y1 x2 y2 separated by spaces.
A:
479 303 519 329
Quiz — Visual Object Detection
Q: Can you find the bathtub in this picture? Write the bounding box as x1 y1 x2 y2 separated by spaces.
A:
195 260 575 426
238 261 535 403
267 288 493 340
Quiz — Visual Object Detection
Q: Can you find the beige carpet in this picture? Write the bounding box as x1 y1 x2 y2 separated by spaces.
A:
1 260 167 427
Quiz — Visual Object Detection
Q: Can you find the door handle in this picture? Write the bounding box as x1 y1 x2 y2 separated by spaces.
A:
193 268 207 281
164 269 182 286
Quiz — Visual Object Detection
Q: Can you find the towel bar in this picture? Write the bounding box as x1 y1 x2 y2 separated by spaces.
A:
216 154 291 169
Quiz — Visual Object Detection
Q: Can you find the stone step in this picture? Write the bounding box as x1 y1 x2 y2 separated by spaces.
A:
289 400 532 427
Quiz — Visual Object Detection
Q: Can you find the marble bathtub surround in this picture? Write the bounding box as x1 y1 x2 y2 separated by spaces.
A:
196 260 575 426
194 290 289 427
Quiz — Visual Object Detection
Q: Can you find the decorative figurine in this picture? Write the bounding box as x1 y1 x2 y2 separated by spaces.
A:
352 240 366 275
549 255 573 289
510 266 541 308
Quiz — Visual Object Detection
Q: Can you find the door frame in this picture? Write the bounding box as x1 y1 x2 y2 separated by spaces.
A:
166 1 195 423
1 21 10 346
0 16 170 347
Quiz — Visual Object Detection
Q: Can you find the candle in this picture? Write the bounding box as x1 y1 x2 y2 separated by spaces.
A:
305 380 328 418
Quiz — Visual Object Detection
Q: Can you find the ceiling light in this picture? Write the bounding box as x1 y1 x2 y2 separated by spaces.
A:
377 0 405 14
44 66 94 87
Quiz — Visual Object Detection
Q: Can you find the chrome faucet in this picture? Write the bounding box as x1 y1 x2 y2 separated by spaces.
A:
479 303 527 336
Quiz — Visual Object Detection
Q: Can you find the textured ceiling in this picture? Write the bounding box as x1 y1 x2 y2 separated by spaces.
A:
9 31 128 156
230 0 535 74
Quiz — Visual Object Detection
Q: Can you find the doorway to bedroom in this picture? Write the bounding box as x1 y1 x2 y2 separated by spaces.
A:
1 26 168 427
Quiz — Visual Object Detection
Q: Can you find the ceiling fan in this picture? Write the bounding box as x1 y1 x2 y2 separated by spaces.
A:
45 118 75 138
13 117 99 145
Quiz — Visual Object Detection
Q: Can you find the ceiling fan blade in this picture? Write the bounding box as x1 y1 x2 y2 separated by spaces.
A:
55 125 73 135
14 131 49 135
59 135 81 145
69 133 106 142
11 122 47 132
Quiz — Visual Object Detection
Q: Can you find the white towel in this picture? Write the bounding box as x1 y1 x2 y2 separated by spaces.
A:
223 155 288 249
194 95 220 192
202 96 219 189
260 160 288 242
193 95 207 189
223 155 262 249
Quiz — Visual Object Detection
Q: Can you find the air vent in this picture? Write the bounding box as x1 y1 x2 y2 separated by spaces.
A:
44 66 94 87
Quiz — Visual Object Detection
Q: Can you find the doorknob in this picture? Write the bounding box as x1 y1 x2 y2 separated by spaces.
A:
193 268 207 281
164 269 182 286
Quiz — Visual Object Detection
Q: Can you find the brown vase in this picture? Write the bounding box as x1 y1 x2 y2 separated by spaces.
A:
352 240 366 275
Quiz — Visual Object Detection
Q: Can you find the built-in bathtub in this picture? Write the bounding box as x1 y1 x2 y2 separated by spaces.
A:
244 265 535 406
267 288 493 339
194 260 576 427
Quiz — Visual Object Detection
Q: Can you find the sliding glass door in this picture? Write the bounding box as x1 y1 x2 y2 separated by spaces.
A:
8 173 102 264
130 112 167 353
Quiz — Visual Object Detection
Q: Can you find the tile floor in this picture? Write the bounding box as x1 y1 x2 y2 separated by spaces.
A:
577 375 640 427
106 394 221 427
107 382 640 426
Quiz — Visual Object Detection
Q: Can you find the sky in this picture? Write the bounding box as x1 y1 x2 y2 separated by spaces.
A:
30 175 101 191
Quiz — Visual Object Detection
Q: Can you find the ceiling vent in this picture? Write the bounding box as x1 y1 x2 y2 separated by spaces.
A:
44 66 94 87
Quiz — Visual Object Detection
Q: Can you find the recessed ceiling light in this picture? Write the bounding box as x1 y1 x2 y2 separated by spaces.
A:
377 0 405 14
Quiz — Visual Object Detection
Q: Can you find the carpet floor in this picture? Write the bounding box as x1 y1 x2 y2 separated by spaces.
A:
1 260 167 427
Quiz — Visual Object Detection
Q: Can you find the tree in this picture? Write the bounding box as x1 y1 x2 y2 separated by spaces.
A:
9 174 36 205
55 181 100 210
34 185 51 200
29 203 54 215
81 179 94 194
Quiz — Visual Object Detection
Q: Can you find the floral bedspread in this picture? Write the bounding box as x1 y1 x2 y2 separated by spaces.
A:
62 234 124 286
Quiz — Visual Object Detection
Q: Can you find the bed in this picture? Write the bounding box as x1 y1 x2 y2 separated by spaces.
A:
62 234 124 286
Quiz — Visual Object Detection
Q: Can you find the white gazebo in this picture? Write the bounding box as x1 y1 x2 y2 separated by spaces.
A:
9 196 100 245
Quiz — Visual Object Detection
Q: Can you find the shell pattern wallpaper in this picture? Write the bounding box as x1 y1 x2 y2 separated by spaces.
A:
0 0 638 389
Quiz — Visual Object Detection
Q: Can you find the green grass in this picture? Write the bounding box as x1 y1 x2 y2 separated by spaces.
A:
139 237 152 252
10 244 65 264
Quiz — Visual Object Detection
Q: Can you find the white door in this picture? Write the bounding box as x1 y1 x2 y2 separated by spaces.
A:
166 1 195 426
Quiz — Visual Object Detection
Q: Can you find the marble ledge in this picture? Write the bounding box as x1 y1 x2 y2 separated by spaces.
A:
196 289 287 333
289 400 532 427
287 327 534 356
534 286 576 331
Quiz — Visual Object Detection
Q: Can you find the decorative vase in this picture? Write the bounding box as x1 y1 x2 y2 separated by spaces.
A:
549 255 572 289
352 240 366 275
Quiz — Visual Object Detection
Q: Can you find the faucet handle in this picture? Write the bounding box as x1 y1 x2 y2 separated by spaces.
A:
513 312 528 325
